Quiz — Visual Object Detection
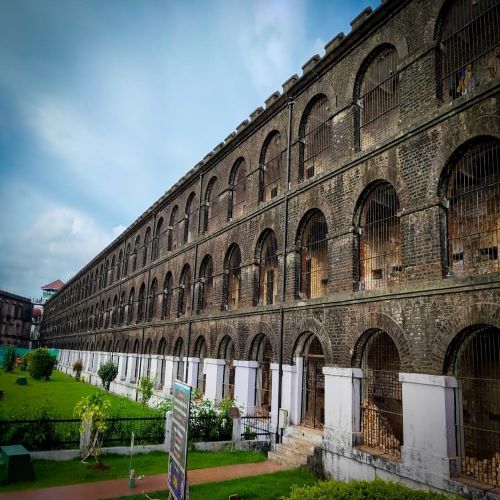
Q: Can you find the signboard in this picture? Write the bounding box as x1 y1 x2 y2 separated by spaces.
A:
168 380 192 500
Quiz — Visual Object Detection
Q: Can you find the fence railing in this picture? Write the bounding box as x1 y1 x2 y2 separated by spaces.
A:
240 415 271 440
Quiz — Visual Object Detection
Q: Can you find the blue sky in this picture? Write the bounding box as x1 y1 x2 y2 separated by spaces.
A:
0 0 379 298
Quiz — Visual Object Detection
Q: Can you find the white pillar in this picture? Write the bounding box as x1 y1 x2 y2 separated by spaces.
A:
234 360 259 415
162 356 175 397
204 358 225 402
322 367 362 449
186 357 199 389
399 373 458 479
270 362 298 430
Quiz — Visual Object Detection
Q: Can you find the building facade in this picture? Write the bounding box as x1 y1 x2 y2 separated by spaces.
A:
0 290 34 347
42 0 500 494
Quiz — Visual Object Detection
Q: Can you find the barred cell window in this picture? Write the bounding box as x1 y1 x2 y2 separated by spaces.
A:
223 244 241 310
118 291 126 325
167 206 179 251
132 236 140 273
355 46 400 150
359 330 403 460
104 298 111 328
448 326 500 486
299 95 331 181
445 139 500 278
143 227 151 267
198 255 214 313
162 272 173 319
437 0 500 103
116 250 123 281
152 218 163 261
109 255 115 286
137 283 146 322
123 244 130 277
228 158 247 220
219 336 235 399
194 336 207 394
356 182 401 291
260 131 285 202
147 278 157 321
173 337 184 382
127 288 135 324
111 295 118 325
103 260 109 288
184 192 196 244
251 334 273 417
257 230 278 305
178 264 191 317
202 177 218 233
299 211 328 299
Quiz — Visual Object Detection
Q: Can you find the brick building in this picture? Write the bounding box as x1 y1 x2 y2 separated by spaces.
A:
0 290 33 347
42 0 500 494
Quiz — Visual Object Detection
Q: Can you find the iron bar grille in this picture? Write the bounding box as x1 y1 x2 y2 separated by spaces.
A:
254 337 273 416
447 140 500 277
259 232 278 305
262 132 285 202
301 336 325 429
300 96 331 180
161 275 172 319
204 179 219 233
178 266 191 316
221 337 235 399
358 182 401 291
231 160 248 220
198 256 214 313
359 47 400 150
439 0 500 103
184 194 197 244
361 331 403 459
226 247 241 310
455 326 500 486
300 212 328 299
241 415 271 439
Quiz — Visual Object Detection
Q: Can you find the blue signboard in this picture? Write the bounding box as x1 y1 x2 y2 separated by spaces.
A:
167 380 191 500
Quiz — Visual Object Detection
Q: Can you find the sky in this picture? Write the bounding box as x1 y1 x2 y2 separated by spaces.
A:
0 0 379 299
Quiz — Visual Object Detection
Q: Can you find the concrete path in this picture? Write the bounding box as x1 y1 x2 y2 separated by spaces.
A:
0 461 291 500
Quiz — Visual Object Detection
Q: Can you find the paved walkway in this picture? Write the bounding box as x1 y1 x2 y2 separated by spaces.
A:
0 461 291 500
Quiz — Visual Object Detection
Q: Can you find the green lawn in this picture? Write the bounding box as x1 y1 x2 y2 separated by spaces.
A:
0 450 266 492
0 368 156 418
114 468 317 500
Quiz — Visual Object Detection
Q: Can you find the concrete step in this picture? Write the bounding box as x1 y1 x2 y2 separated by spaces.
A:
275 441 315 456
267 450 308 466
283 425 323 444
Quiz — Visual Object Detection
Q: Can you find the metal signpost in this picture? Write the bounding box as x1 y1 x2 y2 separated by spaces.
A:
168 380 192 500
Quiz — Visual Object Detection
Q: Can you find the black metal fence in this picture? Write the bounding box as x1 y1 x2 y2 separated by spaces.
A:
240 415 271 440
188 414 232 442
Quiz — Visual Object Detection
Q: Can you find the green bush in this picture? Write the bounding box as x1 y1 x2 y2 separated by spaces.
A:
2 346 17 372
288 478 455 500
138 377 154 405
73 359 83 380
20 352 30 371
97 360 118 390
28 348 57 380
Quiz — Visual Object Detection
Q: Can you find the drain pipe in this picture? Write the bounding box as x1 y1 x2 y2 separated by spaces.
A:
276 98 294 444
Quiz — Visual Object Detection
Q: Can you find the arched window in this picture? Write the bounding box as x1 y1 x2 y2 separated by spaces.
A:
443 139 499 278
194 336 207 393
152 218 163 261
157 337 167 388
198 255 214 313
132 236 140 272
137 283 146 322
103 260 109 288
111 295 118 325
260 131 284 202
436 0 500 103
162 272 173 320
299 95 331 181
202 177 218 233
144 338 152 378
178 265 191 317
357 330 403 459
167 206 179 251
223 244 241 310
123 244 130 277
299 211 328 299
184 192 196 244
257 230 279 305
127 288 135 324
143 227 151 267
446 325 500 486
118 291 126 325
116 250 123 281
173 338 184 382
355 46 400 150
110 255 115 285
104 298 111 328
147 278 157 321
228 158 247 220
355 182 401 290
251 334 273 416
219 336 235 399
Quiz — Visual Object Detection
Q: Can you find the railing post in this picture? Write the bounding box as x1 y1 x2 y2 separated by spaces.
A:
231 415 241 447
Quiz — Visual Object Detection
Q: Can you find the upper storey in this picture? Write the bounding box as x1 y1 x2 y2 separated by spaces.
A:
44 0 500 317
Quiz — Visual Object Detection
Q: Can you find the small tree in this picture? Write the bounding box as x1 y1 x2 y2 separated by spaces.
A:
28 348 56 380
97 360 118 391
138 376 154 405
2 346 17 372
73 359 83 381
74 393 110 464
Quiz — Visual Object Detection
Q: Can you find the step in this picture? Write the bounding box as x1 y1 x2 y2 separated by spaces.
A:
276 441 316 456
268 450 308 466
281 434 321 449
283 425 323 444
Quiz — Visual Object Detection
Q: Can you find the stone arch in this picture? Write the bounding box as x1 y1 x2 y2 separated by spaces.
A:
246 321 279 362
189 333 211 357
287 316 333 365
213 322 239 359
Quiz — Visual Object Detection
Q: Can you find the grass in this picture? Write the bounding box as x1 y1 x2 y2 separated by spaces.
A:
0 368 156 418
114 468 317 500
0 450 266 492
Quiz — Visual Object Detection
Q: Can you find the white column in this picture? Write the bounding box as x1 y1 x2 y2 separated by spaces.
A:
234 360 259 416
126 354 136 383
149 356 160 386
270 362 298 430
399 373 458 479
117 353 126 380
204 358 225 402
186 357 199 388
162 356 175 396
322 367 362 449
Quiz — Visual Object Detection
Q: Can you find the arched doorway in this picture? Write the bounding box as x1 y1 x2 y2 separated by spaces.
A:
219 336 235 399
252 335 273 416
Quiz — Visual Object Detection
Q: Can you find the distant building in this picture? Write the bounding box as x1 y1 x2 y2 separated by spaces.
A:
0 290 33 347
41 279 64 302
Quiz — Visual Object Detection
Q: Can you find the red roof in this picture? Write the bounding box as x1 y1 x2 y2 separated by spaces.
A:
41 279 64 290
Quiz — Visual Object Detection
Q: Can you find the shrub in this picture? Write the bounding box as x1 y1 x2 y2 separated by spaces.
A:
73 359 83 381
97 360 118 390
20 352 30 371
28 348 57 380
288 478 455 500
2 346 17 372
138 376 154 405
